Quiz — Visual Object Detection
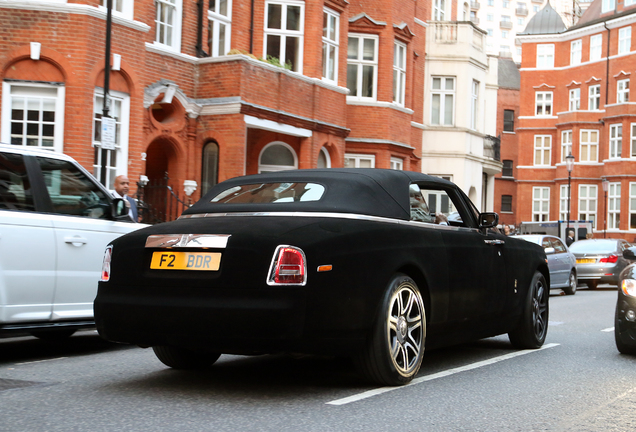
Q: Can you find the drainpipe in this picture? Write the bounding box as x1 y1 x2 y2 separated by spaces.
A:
604 22 610 106
250 0 255 53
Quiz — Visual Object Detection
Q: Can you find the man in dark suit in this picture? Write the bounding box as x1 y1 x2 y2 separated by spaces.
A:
112 175 138 222
566 229 575 247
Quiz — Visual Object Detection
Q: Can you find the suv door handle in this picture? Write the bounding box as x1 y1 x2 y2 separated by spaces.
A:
64 236 88 246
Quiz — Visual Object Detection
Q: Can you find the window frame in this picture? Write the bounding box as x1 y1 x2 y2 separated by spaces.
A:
569 88 580 111
578 184 598 229
100 0 134 20
629 182 636 230
570 39 582 65
430 76 455 126
344 153 375 168
536 44 554 69
560 184 568 221
322 7 339 83
532 186 550 222
258 141 299 173
617 79 630 104
503 109 514 132
561 130 572 162
589 84 601 110
208 0 232 57
501 194 512 212
470 80 479 130
1 81 66 153
631 123 636 158
534 135 551 166
502 159 513 177
92 88 130 190
590 34 603 61
580 129 599 162
619 26 631 55
264 0 305 73
609 124 623 159
535 91 553 116
608 182 621 230
155 0 183 51
346 33 379 101
393 41 407 106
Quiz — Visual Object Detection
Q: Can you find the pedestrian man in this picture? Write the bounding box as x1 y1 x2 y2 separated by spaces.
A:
112 175 138 222
566 229 575 247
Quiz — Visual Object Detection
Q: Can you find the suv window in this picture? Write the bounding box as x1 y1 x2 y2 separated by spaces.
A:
36 156 111 219
0 152 34 212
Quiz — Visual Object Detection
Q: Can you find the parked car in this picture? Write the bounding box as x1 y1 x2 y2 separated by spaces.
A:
568 239 632 289
0 143 143 339
95 169 550 386
516 234 578 295
615 246 636 354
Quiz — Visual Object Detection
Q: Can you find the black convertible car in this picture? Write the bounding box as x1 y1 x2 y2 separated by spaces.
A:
95 169 549 385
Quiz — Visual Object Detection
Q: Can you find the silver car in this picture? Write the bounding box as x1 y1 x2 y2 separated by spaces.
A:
568 239 632 289
516 234 578 295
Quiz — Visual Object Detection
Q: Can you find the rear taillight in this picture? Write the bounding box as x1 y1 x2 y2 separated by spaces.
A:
100 245 113 282
599 254 618 263
267 245 307 286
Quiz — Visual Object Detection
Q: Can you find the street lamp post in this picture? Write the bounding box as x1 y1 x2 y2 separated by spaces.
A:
565 154 575 239
602 178 609 238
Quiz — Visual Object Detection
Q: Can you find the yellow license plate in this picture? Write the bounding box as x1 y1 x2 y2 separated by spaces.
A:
150 251 221 271
576 258 595 264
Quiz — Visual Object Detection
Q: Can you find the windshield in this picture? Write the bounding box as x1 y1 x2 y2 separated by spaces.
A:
515 235 541 245
211 182 325 204
568 240 617 254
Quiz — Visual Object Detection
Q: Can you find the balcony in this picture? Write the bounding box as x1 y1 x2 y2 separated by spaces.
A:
516 7 528 16
500 20 513 29
427 22 487 62
471 16 480 25
532 0 542 3
471 1 480 9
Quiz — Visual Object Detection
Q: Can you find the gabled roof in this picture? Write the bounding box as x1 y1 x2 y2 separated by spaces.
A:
519 2 566 35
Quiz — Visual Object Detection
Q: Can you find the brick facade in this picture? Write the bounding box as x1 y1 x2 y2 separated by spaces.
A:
499 1 636 240
0 0 426 220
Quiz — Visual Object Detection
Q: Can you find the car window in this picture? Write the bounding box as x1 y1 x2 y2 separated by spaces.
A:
541 237 551 249
0 152 35 212
35 156 111 219
551 238 566 253
409 184 467 227
211 182 325 203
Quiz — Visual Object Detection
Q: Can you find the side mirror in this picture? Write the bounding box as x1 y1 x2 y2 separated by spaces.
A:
623 246 636 261
479 212 499 229
110 198 132 221
544 247 555 255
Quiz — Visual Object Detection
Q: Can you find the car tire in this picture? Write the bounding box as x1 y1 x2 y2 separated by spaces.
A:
563 271 577 295
508 271 549 349
152 346 221 370
586 280 599 290
31 329 76 340
355 274 426 386
615 315 636 355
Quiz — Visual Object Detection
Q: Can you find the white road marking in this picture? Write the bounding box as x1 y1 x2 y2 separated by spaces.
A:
15 357 68 366
327 343 560 406
601 327 615 332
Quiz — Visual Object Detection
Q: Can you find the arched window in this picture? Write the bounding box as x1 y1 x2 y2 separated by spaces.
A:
317 147 331 168
259 142 298 173
201 141 219 195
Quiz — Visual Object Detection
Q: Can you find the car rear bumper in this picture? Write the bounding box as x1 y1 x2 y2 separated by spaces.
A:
94 284 365 355
576 265 619 284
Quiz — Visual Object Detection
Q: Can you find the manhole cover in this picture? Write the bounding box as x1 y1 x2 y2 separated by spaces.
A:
0 378 41 392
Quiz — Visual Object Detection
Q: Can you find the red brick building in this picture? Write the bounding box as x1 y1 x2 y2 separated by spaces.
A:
0 0 428 220
498 0 636 240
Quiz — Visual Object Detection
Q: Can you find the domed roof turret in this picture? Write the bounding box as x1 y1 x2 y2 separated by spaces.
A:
520 2 566 35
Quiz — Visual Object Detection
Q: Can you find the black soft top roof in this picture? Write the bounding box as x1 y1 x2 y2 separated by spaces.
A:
184 169 455 220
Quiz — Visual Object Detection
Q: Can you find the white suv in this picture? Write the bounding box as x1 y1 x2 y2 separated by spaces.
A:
0 143 144 339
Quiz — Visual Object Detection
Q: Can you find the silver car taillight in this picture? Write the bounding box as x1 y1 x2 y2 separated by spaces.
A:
267 245 307 286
